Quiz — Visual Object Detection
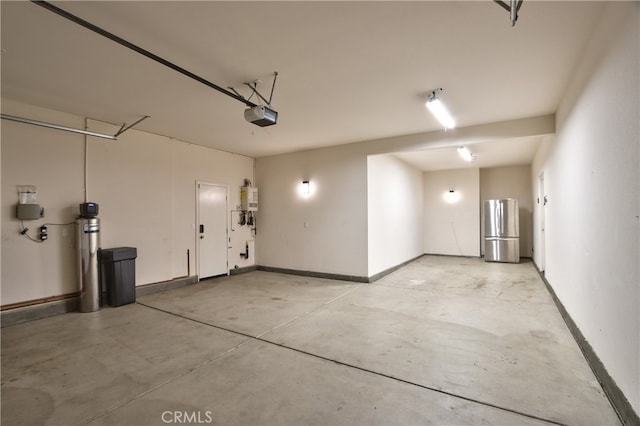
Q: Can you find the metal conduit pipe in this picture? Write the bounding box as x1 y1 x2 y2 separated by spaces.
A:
0 113 117 140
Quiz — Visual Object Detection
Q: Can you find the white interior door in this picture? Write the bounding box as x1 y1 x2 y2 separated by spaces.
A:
197 183 228 279
537 173 546 272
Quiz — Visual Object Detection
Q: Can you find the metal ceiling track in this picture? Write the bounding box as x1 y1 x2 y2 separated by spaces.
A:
0 113 149 140
494 0 524 26
31 0 259 109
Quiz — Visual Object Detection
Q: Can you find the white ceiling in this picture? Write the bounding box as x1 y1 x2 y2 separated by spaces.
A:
392 135 544 171
1 1 603 169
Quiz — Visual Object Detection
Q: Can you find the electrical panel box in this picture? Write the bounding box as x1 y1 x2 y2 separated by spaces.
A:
16 204 43 220
241 186 258 211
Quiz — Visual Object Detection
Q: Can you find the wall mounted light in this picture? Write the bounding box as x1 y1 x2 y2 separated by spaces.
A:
457 146 476 162
302 180 310 195
443 189 461 203
426 89 456 130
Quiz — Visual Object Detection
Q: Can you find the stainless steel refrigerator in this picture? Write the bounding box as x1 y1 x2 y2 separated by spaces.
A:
484 199 520 263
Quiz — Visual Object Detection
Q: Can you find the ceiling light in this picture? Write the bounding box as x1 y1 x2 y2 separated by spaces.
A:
426 89 455 129
457 146 476 162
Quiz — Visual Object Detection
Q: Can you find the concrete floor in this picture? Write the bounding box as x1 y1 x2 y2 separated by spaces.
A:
1 256 620 425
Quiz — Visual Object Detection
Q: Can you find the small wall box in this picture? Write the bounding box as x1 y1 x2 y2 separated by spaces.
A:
241 186 258 211
16 204 43 220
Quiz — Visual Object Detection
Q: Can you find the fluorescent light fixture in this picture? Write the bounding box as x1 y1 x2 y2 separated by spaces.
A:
426 89 455 129
457 146 476 162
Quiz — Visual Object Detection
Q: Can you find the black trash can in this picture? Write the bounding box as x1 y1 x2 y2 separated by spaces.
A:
101 247 137 307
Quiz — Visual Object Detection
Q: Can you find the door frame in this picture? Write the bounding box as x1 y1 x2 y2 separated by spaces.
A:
195 181 229 280
536 172 546 272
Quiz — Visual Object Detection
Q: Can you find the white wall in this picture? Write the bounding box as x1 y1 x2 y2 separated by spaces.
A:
480 166 533 257
367 154 423 276
87 121 174 285
170 141 255 274
423 168 480 257
1 99 255 306
255 144 369 278
255 115 553 280
1 102 85 304
532 3 639 415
